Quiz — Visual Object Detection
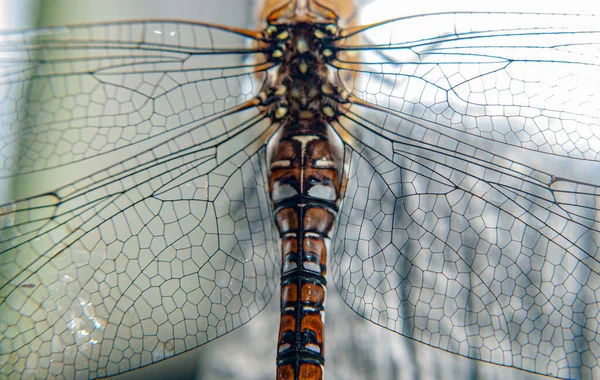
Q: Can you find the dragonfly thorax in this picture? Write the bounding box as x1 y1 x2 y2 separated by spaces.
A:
258 22 346 124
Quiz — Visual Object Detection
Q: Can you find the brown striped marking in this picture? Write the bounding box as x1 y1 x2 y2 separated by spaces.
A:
260 1 354 379
270 125 339 380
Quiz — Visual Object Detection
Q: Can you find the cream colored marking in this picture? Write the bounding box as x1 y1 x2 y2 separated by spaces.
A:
323 106 334 117
284 306 295 312
266 25 277 36
293 135 319 146
271 159 292 168
299 61 308 74
299 110 313 119
321 83 333 95
323 49 332 57
272 49 283 58
275 107 288 119
305 343 321 353
305 231 322 239
258 91 267 102
277 30 289 40
314 29 325 39
326 123 345 181
308 184 336 201
292 135 319 193
304 260 321 273
313 157 336 168
306 225 333 241
323 236 332 252
297 37 309 54
325 24 337 34
275 85 287 95
278 343 292 353
272 183 298 202
283 257 298 273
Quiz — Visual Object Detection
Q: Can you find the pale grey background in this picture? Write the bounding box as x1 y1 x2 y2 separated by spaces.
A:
3 1 593 379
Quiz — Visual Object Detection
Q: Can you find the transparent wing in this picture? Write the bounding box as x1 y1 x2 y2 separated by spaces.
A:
0 22 279 378
0 20 266 178
330 12 600 379
333 12 600 158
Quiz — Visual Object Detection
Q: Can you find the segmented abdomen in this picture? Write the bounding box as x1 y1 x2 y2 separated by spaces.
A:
269 120 340 380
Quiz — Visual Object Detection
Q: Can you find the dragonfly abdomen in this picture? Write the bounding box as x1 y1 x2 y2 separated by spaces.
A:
258 4 348 377
269 120 340 380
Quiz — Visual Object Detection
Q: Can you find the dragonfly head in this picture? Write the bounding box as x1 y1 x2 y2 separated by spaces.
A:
257 0 357 28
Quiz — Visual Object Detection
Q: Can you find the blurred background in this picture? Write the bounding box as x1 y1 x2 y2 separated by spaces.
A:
2 1 598 379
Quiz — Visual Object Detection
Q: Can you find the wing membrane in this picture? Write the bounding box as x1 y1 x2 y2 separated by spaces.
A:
0 21 268 179
0 19 278 377
331 12 600 160
330 12 600 379
3 10 600 380
332 89 600 380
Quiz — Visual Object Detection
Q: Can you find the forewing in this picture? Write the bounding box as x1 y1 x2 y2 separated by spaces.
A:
332 12 600 159
330 12 600 379
0 21 266 179
0 22 278 378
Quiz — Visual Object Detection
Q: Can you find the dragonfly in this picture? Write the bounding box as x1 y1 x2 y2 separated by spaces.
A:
1 0 600 379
